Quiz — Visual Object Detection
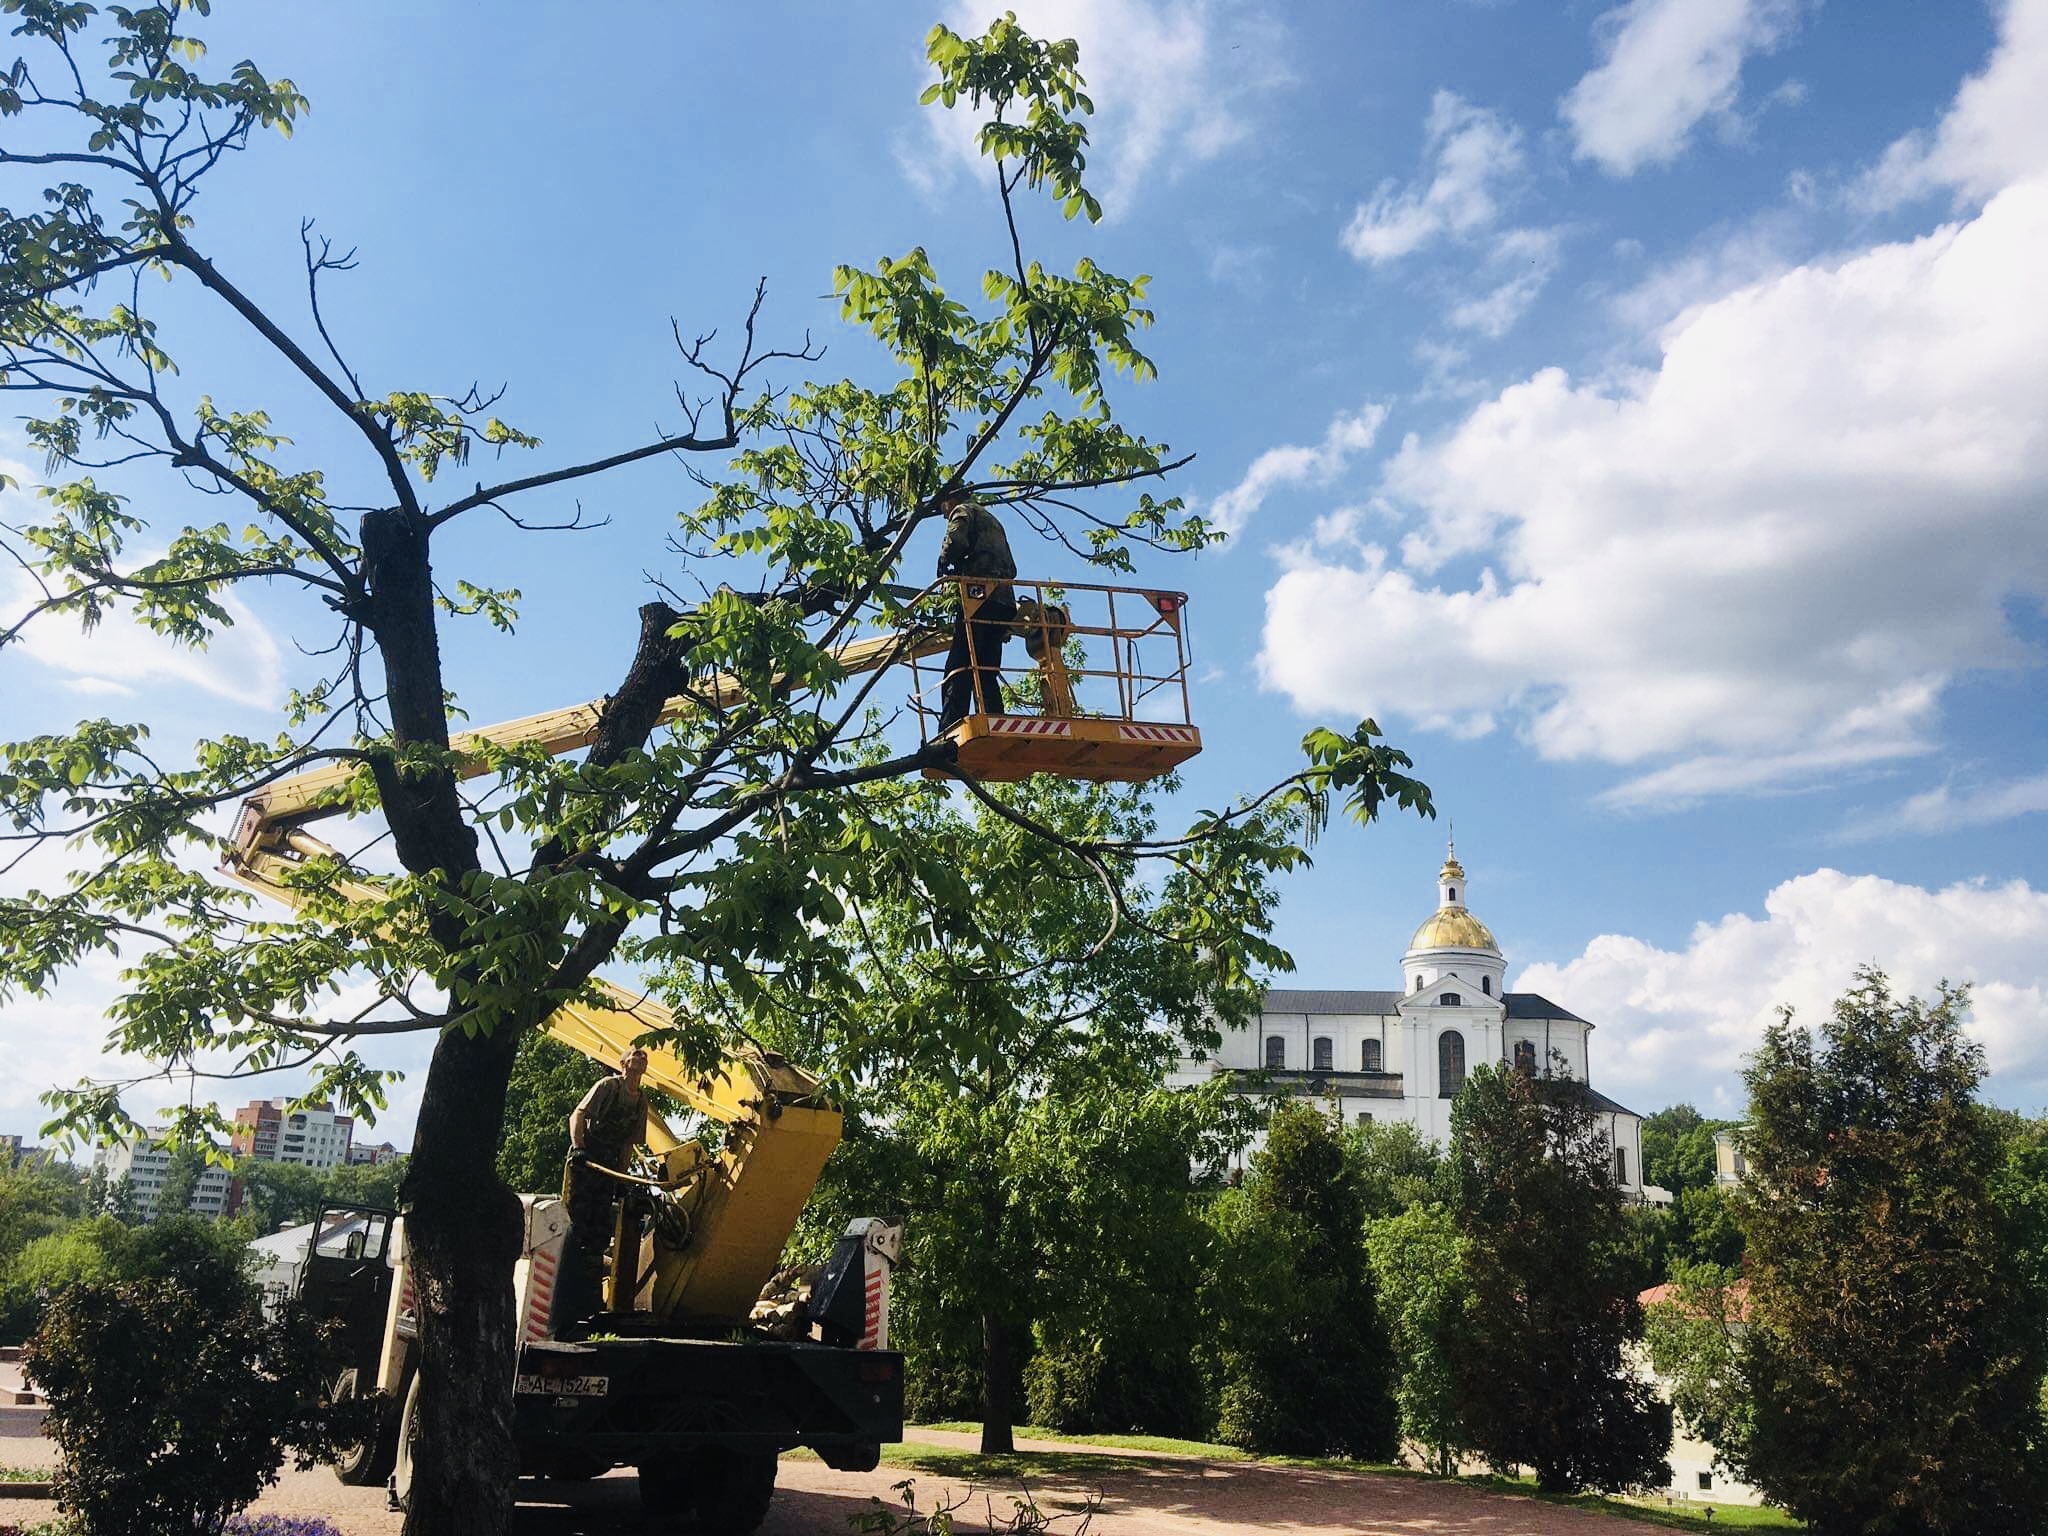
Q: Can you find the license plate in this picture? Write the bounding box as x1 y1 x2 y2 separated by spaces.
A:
514 1373 608 1397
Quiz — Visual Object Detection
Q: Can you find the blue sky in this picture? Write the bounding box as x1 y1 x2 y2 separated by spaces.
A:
5 0 2047 1141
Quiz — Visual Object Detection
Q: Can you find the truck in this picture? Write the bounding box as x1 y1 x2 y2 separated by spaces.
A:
294 1196 903 1529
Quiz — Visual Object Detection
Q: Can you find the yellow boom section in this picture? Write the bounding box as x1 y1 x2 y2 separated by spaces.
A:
223 627 942 1322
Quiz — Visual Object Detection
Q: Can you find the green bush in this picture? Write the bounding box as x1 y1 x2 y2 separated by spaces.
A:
24 1267 352 1536
1024 1327 1208 1439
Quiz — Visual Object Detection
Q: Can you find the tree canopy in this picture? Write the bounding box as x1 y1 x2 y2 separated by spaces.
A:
1737 968 2048 1534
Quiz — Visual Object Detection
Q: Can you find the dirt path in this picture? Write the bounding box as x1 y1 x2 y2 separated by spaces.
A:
0 1428 1666 1535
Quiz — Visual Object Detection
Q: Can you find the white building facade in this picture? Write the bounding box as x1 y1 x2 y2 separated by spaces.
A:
94 1137 234 1221
1171 844 1645 1196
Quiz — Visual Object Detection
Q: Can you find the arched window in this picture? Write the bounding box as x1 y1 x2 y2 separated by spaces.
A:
1264 1035 1285 1070
1447 887 1457 903
1362 1038 1383 1073
1614 1146 1629 1186
1482 976 1492 996
1413 974 1423 992
1513 1040 1537 1075
1440 992 1462 1007
1312 1036 1333 1072
1438 1031 1466 1097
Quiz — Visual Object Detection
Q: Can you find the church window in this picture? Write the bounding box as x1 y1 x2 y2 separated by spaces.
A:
1440 992 1462 1007
1513 1040 1537 1075
1697 1473 1713 1492
1614 1146 1629 1185
1362 1038 1383 1072
1448 887 1457 902
1357 1111 1373 1125
1413 974 1423 992
1438 1031 1466 1097
1313 1036 1333 1072
1482 976 1492 996
1264 1036 1285 1070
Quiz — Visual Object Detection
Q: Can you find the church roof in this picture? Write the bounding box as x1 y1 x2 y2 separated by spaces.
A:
1260 987 1589 1025
1503 992 1589 1025
1261 987 1405 1014
1407 907 1498 952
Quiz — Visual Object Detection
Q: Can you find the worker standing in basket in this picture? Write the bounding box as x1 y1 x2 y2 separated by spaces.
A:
935 491 1017 731
552 1044 655 1336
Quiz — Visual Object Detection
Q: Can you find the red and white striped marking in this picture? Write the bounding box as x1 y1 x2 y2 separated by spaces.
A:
524 1248 558 1341
985 717 1072 737
859 1266 885 1351
1118 724 1198 744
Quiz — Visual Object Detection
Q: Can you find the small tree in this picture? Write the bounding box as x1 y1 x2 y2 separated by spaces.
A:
1208 1101 1400 1460
1365 1201 1471 1474
1738 969 2048 1534
1446 1063 1670 1494
25 1262 348 1536
1347 1118 1446 1220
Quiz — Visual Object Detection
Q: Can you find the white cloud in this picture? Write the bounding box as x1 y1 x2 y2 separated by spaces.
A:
1840 770 2048 842
1448 227 1564 339
1342 91 1526 263
1 483 287 712
1262 178 2048 804
1561 0 1808 177
1856 0 2048 209
1519 869 2048 1114
1207 404 1388 540
905 0 1288 212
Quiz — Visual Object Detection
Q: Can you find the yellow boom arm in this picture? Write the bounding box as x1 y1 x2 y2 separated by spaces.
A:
223 627 942 1322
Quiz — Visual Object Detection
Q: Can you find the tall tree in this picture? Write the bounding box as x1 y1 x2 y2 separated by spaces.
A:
1446 1063 1671 1494
1208 1101 1400 1460
0 11 1425 1530
1738 969 2048 1534
676 764 1412 1453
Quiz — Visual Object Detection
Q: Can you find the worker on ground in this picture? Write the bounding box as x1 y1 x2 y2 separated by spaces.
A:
553 1044 654 1336
935 491 1017 731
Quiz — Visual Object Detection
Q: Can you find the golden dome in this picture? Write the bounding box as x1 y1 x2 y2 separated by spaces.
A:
1409 906 1498 952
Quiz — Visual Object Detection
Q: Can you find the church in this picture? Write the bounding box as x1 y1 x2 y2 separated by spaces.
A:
1170 843 1647 1197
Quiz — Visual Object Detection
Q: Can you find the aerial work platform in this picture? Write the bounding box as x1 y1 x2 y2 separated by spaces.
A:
910 576 1203 783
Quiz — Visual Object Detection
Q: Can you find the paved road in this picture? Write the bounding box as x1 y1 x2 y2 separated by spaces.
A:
0 1428 1667 1535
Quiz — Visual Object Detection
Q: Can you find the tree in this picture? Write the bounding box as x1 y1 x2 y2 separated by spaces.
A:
682 765 1407 1453
1348 1117 1447 1221
1208 1101 1400 1460
0 11 1425 1530
0 1155 83 1265
1365 1201 1471 1474
1670 1183 1744 1269
26 1260 349 1535
1640 1104 1728 1194
234 1158 329 1232
325 1152 407 1211
1737 969 2048 1534
1446 1063 1671 1495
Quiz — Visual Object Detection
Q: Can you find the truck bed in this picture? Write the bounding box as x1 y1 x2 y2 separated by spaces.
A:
512 1335 904 1470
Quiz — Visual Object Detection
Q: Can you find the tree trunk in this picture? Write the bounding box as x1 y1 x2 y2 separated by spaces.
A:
981 1311 1015 1455
358 507 521 1536
401 1025 527 1536
356 521 702 1535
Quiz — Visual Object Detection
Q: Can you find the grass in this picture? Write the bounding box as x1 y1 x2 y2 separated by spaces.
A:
898 1425 1804 1532
0 1466 55 1483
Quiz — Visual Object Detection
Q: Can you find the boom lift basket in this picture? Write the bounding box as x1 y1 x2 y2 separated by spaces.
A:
909 576 1202 783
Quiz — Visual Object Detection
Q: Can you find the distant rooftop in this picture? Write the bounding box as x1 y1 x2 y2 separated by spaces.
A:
1260 987 1589 1026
